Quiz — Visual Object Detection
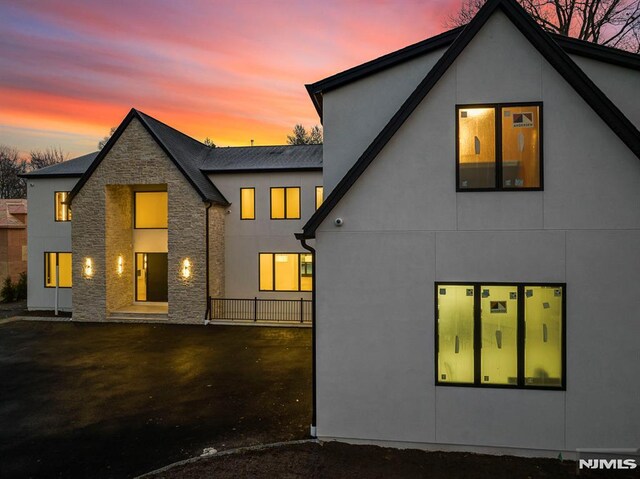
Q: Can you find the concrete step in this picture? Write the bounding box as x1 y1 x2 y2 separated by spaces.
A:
108 312 168 321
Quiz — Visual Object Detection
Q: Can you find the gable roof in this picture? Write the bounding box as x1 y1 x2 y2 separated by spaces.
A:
202 144 322 173
300 0 640 239
307 23 640 120
21 151 99 178
68 109 229 205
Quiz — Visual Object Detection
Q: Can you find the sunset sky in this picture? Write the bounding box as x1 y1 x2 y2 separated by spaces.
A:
0 0 460 158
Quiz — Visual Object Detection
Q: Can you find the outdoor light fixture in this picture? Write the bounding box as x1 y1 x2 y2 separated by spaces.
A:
117 255 124 276
84 258 94 278
182 258 191 279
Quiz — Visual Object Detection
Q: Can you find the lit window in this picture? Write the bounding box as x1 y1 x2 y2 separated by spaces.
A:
457 104 541 190
55 192 71 221
315 186 324 210
436 283 564 389
240 188 255 220
45 252 72 287
270 187 300 219
259 253 313 291
134 192 168 228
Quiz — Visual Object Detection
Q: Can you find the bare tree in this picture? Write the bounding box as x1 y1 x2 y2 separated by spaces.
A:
447 0 640 52
287 124 323 145
98 126 117 150
29 146 67 171
203 137 216 148
0 145 27 199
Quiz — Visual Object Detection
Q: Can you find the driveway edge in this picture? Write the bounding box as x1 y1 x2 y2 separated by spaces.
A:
134 439 317 478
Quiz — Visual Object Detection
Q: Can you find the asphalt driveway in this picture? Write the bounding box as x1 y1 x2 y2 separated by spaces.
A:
0 321 311 478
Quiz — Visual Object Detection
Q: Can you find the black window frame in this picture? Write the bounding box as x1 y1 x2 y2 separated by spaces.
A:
434 281 566 391
270 186 301 220
133 191 168 229
240 187 255 220
54 191 72 222
315 186 324 210
44 251 73 288
455 102 544 192
258 252 313 292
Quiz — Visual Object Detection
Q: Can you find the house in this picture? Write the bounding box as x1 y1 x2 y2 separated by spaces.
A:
0 199 27 283
22 109 321 322
298 0 640 457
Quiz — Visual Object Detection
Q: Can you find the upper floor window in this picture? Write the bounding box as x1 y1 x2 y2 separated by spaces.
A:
436 283 564 389
270 187 300 219
457 103 542 191
315 186 324 210
134 191 168 229
55 192 71 221
45 252 72 288
240 188 255 220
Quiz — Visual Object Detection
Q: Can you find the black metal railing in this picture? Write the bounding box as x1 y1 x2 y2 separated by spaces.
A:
209 297 312 324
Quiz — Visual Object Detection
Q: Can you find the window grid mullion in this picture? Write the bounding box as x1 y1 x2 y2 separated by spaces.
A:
473 284 481 386
517 285 525 387
495 108 503 189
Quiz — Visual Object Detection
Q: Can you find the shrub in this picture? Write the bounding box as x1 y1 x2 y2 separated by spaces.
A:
15 272 27 300
1 276 15 303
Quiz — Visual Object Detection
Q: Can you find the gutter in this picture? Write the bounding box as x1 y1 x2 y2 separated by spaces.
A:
295 233 317 437
204 201 212 324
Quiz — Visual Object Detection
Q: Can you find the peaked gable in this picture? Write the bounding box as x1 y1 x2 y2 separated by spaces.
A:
69 109 228 205
301 0 640 239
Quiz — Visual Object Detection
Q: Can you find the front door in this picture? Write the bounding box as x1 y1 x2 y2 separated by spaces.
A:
136 253 168 302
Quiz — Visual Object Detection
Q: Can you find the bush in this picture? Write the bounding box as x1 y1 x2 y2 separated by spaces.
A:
15 272 27 300
1 276 15 303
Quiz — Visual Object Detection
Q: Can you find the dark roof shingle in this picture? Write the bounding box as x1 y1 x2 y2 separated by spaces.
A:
21 152 98 178
202 144 322 172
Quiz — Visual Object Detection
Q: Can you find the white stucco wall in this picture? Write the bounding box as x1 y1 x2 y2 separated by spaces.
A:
315 10 640 455
208 170 320 299
571 55 640 128
26 177 78 311
322 47 448 194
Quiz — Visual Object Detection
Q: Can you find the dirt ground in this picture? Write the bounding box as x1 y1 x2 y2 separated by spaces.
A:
144 441 639 479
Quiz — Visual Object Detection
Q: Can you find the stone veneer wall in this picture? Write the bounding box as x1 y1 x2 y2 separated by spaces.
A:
208 205 225 299
72 117 221 323
105 185 134 312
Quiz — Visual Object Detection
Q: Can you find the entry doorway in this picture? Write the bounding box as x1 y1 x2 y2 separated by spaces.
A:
135 253 168 302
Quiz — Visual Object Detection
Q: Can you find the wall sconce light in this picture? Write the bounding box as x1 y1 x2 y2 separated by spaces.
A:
84 257 94 278
182 258 191 279
117 255 124 276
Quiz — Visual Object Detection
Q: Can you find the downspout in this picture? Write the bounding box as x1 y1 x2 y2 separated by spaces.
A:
204 201 212 324
296 233 317 438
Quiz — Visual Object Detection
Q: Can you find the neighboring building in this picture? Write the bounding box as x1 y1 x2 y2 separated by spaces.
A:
22 109 321 320
300 0 639 457
0 199 27 283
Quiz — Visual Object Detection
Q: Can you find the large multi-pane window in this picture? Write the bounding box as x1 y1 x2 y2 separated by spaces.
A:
270 187 300 219
259 253 312 291
457 103 542 190
54 192 71 221
436 283 564 389
45 252 72 287
240 188 255 220
134 191 168 228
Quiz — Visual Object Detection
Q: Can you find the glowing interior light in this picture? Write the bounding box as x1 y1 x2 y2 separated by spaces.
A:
117 255 124 275
182 258 191 279
84 258 93 278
